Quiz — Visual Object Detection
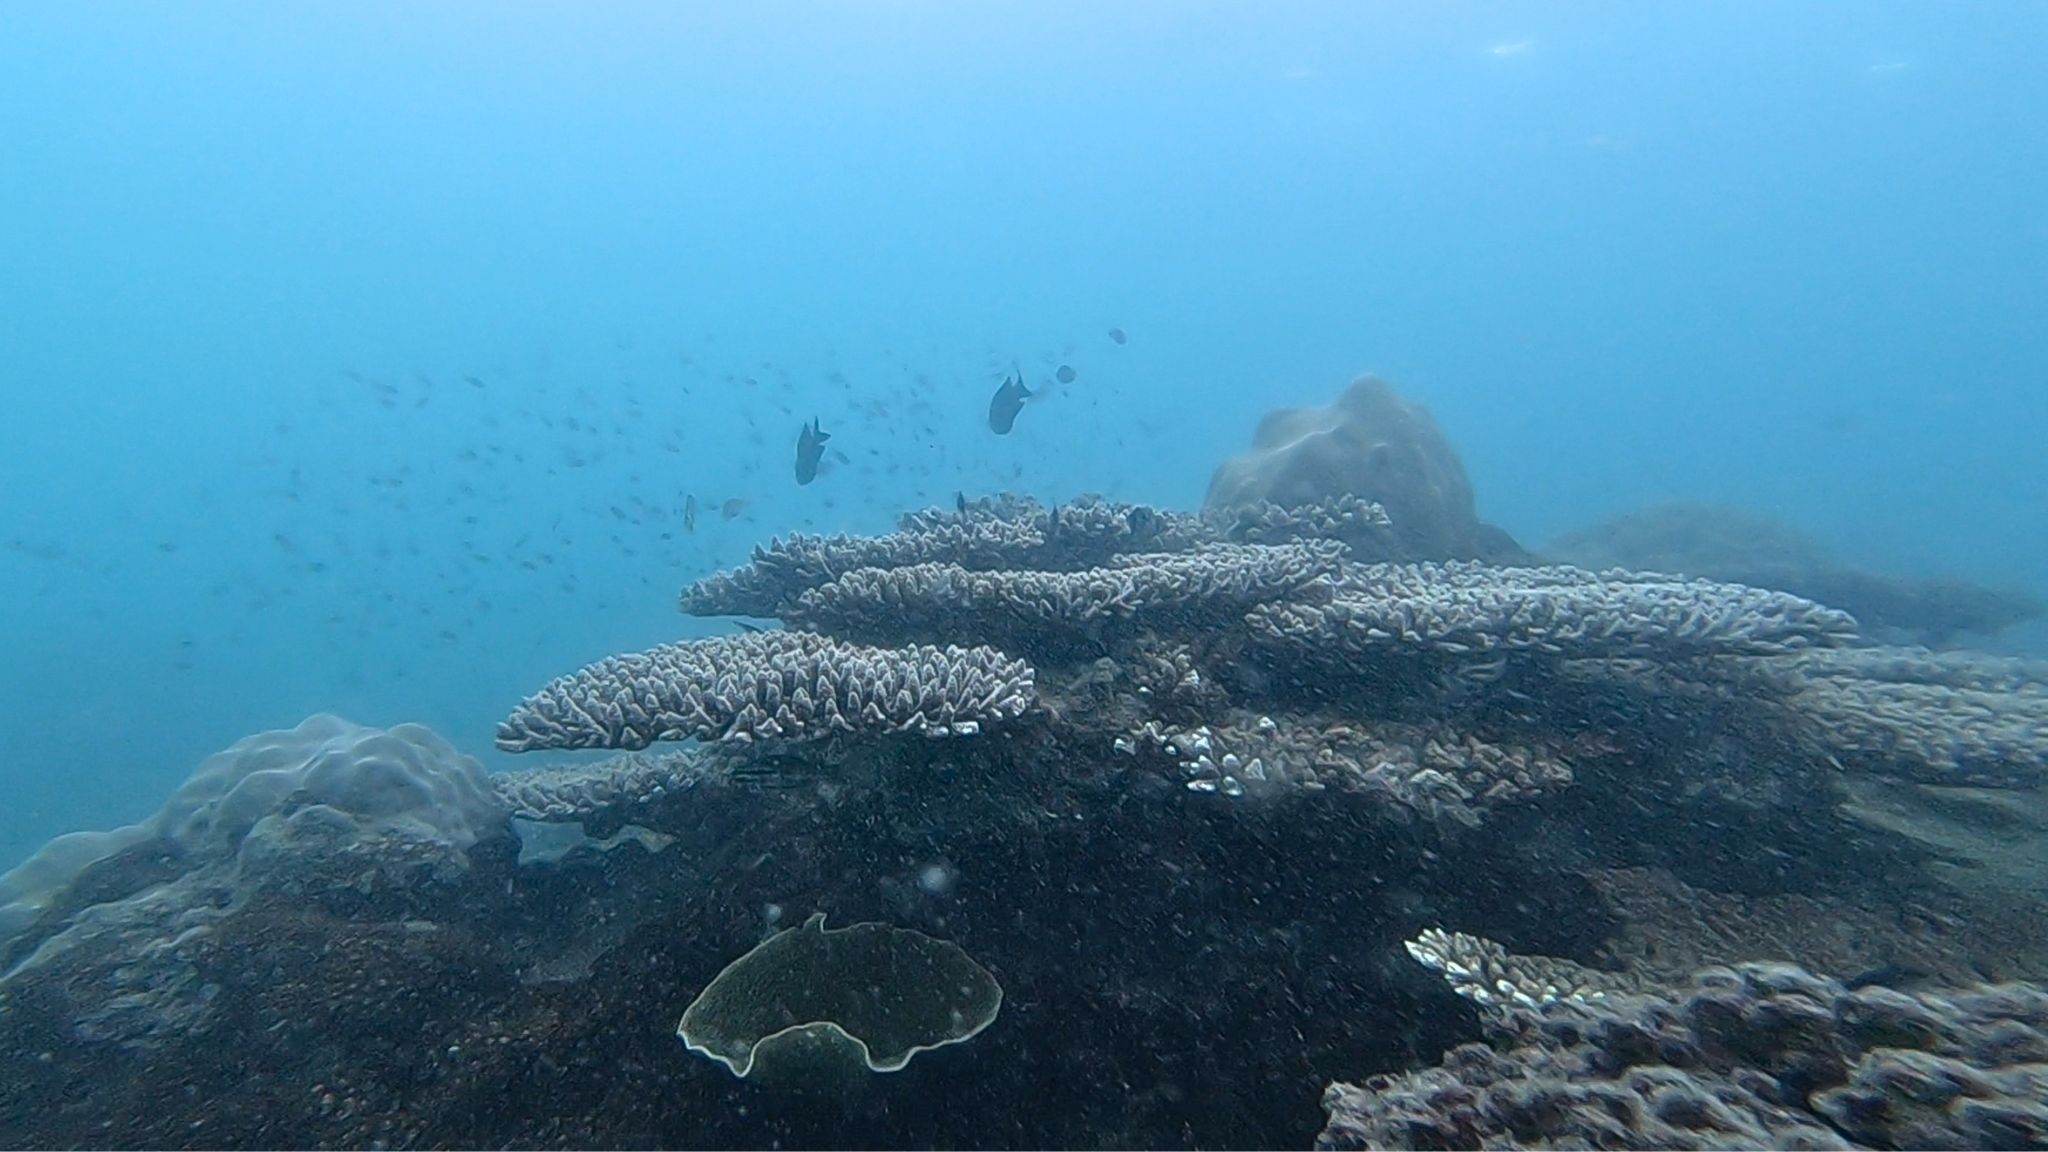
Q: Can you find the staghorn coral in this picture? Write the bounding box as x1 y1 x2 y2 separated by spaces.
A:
1250 561 1859 662
1322 932 2048 1151
1124 636 1233 711
785 542 1343 649
896 493 1213 558
679 494 1212 618
492 751 703 823
1546 502 2045 646
1775 646 2048 787
1404 926 1637 1010
1206 494 1399 558
494 631 1035 752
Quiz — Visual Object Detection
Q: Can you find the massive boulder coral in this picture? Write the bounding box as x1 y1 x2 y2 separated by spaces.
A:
1322 930 2048 1150
495 630 1036 751
0 715 510 1048
1205 375 1520 561
1249 561 1859 662
1 714 508 946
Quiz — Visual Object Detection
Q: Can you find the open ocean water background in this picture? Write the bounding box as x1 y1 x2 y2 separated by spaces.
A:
2 1 2043 868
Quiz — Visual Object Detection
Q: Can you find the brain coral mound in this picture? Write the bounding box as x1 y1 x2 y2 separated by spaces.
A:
159 712 508 859
678 912 1002 1082
495 631 1036 752
0 715 510 1047
1321 930 2048 1151
1205 375 1518 562
0 714 508 945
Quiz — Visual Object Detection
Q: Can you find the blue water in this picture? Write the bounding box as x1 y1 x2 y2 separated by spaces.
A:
3 2 2044 866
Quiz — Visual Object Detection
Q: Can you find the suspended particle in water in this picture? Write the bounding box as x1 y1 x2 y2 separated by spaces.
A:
917 862 958 897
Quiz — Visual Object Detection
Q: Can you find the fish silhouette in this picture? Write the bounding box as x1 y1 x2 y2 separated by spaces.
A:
987 373 1033 435
795 418 830 485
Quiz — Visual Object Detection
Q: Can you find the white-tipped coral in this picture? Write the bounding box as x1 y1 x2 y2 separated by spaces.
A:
678 495 1213 618
787 542 1343 644
1250 561 1858 660
495 631 1035 752
1403 927 1630 1011
1775 646 2048 786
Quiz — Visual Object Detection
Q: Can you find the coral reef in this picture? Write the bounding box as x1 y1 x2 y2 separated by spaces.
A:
5 484 2048 1149
1205 494 1398 558
1775 646 2048 787
1582 866 2048 989
787 542 1343 652
679 494 1212 619
1404 926 1638 1009
1546 502 2045 646
1321 932 2048 1151
0 715 510 1050
1124 713 1576 824
494 630 1036 751
1249 561 1859 661
1204 375 1521 561
490 751 701 824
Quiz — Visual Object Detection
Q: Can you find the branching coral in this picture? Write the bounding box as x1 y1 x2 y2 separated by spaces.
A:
495 631 1036 752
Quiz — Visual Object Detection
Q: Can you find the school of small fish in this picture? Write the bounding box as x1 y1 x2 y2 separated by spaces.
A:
2 327 1134 685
